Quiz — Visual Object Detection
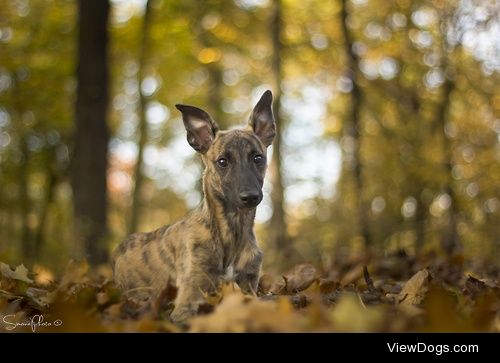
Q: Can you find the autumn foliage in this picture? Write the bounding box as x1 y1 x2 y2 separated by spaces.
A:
1 255 499 333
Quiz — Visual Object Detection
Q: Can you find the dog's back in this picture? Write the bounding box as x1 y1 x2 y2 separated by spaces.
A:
112 223 175 298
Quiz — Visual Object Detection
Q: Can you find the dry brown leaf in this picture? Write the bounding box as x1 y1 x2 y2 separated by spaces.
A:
319 278 340 294
270 263 318 294
257 273 274 295
340 264 364 286
2 255 499 333
397 269 431 306
25 287 51 308
151 279 178 318
463 275 489 299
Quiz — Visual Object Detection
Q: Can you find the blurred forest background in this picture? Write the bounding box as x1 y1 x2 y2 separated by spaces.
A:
0 0 499 275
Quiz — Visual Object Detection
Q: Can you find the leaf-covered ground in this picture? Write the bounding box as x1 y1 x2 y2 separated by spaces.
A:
1 253 499 332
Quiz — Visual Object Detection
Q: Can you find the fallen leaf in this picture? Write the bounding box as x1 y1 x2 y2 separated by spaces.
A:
25 287 51 308
469 293 499 331
46 301 105 332
151 279 177 318
257 273 274 295
0 262 34 284
397 269 432 306
319 278 340 294
420 284 466 332
340 264 364 286
330 293 386 332
270 263 318 294
463 275 488 299
189 290 302 332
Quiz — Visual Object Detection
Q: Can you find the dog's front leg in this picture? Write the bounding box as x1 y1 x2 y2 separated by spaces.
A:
170 271 218 324
170 250 221 324
235 247 263 295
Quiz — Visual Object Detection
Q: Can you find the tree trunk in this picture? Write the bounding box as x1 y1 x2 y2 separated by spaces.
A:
339 0 372 248
414 196 426 254
405 92 427 256
12 79 33 262
34 172 56 260
19 136 32 261
206 63 224 126
34 157 57 261
437 79 459 255
71 0 110 265
268 0 289 256
436 7 460 256
129 0 153 235
190 3 225 197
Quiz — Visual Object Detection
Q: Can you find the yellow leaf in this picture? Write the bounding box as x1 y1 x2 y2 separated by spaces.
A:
420 284 465 332
189 293 302 332
330 293 385 332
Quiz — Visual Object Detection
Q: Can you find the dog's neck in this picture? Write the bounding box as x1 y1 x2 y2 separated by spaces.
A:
201 184 256 247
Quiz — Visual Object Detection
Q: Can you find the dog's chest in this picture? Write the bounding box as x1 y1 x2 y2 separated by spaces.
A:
221 264 236 282
220 236 247 274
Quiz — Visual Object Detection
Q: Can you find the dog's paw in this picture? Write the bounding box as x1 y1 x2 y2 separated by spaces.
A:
170 306 195 328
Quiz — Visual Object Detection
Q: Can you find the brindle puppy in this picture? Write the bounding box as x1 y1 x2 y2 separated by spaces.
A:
113 90 275 323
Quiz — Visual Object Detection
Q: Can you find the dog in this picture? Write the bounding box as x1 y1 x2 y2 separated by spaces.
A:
112 90 276 323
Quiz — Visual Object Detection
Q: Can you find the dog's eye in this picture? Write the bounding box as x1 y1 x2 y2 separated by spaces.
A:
254 155 264 164
217 158 228 168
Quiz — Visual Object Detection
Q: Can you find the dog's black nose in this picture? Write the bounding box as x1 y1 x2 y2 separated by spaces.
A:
240 191 261 207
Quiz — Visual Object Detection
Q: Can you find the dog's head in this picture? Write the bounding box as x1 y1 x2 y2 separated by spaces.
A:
175 91 275 210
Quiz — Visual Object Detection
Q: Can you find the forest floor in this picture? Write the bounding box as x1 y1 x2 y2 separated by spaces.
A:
1 252 499 332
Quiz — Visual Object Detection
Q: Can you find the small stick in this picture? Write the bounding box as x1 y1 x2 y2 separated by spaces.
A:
363 265 376 292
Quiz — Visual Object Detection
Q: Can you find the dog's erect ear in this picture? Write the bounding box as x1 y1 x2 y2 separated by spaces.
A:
175 104 219 153
249 90 275 147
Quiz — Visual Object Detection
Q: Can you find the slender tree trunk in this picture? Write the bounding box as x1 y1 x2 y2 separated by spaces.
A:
71 0 110 265
12 78 33 261
269 0 289 256
129 0 153 234
414 195 426 254
9 3 45 264
192 3 224 125
436 7 460 256
34 159 57 260
339 0 372 248
19 136 32 261
189 3 225 197
206 63 224 126
407 93 427 256
437 79 459 255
